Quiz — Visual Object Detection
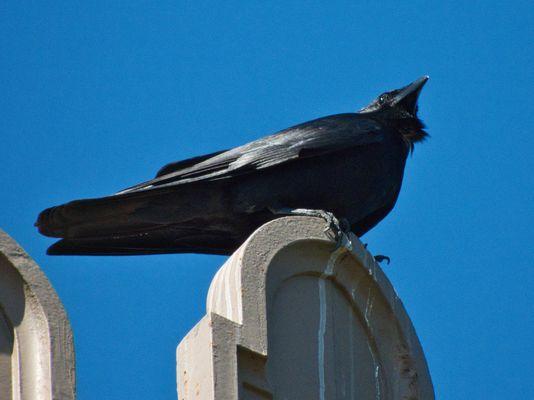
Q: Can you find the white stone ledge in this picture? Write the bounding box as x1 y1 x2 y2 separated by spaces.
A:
178 216 434 400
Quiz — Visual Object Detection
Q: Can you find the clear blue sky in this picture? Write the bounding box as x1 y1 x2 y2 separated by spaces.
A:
1 2 533 399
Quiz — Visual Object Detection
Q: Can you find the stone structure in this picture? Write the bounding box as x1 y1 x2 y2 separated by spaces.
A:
177 216 434 399
0 230 75 400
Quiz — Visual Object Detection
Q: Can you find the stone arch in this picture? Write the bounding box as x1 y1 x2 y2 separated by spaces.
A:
0 230 75 400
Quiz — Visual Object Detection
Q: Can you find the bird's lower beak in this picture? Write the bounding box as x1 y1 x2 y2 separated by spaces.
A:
391 75 429 112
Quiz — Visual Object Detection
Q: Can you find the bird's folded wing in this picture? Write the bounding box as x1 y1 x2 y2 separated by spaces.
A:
154 149 228 177
119 114 383 194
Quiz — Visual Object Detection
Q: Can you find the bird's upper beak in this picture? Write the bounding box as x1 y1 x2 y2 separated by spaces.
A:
391 75 429 113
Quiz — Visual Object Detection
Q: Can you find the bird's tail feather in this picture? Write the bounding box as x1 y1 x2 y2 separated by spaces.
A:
35 182 244 256
37 196 152 239
47 230 236 256
36 185 222 240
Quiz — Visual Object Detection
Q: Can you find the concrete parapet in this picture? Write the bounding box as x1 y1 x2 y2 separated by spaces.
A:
177 216 434 399
0 230 75 400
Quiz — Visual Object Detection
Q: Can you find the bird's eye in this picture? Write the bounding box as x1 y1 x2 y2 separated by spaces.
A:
379 95 386 103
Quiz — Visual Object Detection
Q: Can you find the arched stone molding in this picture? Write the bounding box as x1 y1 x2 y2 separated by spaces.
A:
178 217 433 399
0 230 75 400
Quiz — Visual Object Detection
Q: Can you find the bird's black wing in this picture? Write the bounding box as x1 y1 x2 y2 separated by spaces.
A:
155 149 228 177
119 114 383 194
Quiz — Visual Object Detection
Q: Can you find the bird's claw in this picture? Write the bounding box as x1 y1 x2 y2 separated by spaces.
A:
269 207 351 249
321 212 341 239
316 212 349 243
323 215 352 251
374 255 390 265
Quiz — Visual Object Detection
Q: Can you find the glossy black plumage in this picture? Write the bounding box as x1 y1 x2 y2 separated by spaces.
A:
36 76 429 255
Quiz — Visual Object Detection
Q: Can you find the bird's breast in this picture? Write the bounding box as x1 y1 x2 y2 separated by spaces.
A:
231 136 407 225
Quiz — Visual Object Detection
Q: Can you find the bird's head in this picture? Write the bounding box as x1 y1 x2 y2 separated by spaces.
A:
359 76 429 151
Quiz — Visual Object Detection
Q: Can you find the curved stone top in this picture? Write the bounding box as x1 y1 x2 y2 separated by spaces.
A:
205 216 434 399
207 216 403 353
0 230 75 400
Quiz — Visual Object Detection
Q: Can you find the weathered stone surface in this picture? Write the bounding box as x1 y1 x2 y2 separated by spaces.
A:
177 216 434 399
0 230 75 400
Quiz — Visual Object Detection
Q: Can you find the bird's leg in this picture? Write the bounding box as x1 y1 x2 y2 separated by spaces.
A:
268 207 351 245
363 243 391 264
374 255 391 265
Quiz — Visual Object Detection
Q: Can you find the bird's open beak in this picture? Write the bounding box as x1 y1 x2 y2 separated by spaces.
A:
391 75 429 112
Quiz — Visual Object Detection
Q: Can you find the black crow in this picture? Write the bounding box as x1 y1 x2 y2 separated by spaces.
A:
36 76 429 255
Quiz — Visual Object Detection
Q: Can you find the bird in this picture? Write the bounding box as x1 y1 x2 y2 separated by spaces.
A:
36 76 429 256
